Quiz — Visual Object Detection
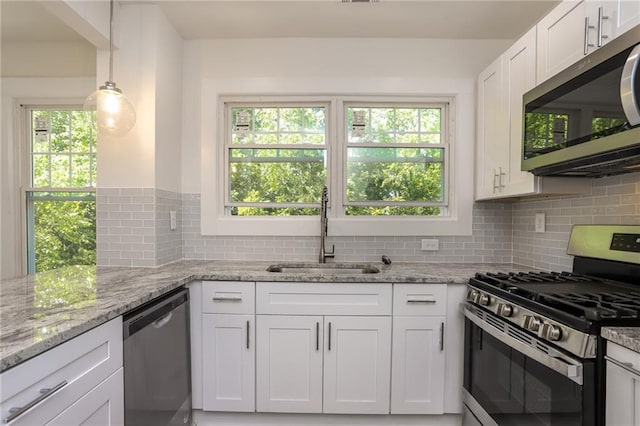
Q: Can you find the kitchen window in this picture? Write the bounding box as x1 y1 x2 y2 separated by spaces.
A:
205 94 469 237
24 107 97 273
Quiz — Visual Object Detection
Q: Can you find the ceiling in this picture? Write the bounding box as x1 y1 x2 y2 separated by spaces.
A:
2 0 560 42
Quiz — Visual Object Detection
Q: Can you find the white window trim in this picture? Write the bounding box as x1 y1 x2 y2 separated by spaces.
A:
18 100 96 273
201 77 474 237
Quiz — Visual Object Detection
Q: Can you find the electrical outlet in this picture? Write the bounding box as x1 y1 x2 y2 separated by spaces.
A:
535 213 546 233
421 238 439 251
170 211 177 231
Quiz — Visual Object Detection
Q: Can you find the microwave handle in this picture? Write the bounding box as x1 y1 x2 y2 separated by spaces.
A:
621 44 640 126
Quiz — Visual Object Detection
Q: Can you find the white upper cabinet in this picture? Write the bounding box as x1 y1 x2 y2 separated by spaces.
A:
587 1 640 49
475 55 508 200
475 27 591 200
537 0 589 84
537 0 640 84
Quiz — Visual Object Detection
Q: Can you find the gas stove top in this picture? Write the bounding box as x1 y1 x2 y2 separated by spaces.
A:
465 225 640 358
471 271 640 322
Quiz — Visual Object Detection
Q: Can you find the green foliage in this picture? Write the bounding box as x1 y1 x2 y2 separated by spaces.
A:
524 112 569 150
33 197 96 272
228 104 446 217
30 109 97 272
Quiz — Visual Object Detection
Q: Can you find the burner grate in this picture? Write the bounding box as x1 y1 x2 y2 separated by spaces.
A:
472 271 640 325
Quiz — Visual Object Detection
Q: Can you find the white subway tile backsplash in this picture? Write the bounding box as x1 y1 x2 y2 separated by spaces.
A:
96 174 639 271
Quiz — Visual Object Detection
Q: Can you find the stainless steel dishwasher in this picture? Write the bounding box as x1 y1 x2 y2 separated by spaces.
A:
123 287 191 426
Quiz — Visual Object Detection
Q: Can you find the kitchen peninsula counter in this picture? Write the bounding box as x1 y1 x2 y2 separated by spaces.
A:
1 260 533 372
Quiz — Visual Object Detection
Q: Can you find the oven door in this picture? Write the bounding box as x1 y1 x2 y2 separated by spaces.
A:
463 303 595 426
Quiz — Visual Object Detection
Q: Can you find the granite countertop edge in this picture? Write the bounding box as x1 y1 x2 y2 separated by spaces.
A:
602 327 640 353
0 260 536 372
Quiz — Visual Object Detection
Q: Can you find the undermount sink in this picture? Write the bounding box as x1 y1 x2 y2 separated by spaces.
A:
266 263 380 274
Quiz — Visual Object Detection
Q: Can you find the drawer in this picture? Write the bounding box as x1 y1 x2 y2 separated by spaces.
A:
393 284 447 316
202 281 255 314
0 317 122 425
256 282 392 315
607 341 640 372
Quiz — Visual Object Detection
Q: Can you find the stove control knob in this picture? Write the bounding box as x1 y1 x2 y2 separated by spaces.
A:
538 323 563 341
478 294 491 306
523 315 543 332
467 289 479 302
497 303 514 317
547 325 563 342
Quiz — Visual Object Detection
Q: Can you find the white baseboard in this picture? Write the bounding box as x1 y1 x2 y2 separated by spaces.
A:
193 411 462 426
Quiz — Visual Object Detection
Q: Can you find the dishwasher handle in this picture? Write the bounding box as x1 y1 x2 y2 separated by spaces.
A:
124 288 189 339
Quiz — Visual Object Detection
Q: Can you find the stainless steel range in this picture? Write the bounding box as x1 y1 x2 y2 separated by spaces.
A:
463 225 640 426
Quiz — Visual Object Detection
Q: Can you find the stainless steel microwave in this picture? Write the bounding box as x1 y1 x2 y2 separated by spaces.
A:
522 24 640 177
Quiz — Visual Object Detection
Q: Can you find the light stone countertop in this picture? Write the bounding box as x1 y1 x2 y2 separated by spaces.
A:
0 260 536 372
602 327 640 353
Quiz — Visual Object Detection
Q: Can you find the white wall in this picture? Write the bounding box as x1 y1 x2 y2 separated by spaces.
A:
97 3 183 192
0 77 95 279
1 42 96 77
154 7 183 193
181 38 511 194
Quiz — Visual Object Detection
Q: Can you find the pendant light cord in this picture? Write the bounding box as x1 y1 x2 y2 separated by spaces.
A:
108 0 114 83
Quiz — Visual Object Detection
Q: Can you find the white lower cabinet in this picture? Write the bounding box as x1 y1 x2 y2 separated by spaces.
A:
391 316 445 414
256 315 323 413
606 341 640 425
202 314 255 412
0 317 123 426
46 368 124 426
391 284 448 414
323 316 391 414
256 314 391 414
201 281 256 412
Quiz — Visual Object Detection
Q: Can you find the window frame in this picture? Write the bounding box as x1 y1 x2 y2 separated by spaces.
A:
19 102 97 273
223 101 331 215
201 78 473 237
340 100 450 215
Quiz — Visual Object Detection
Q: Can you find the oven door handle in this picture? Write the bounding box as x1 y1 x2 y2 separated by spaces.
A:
464 306 584 385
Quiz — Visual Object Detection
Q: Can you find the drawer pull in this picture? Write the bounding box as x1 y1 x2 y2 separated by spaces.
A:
328 322 332 351
407 299 437 304
212 296 242 302
440 322 445 351
4 380 68 423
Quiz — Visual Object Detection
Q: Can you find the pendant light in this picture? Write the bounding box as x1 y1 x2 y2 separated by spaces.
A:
84 0 136 137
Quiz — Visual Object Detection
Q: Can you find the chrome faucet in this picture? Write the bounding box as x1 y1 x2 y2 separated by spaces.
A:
319 186 335 263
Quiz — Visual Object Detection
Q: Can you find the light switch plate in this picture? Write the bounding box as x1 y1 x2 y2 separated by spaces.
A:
535 213 546 233
421 238 439 251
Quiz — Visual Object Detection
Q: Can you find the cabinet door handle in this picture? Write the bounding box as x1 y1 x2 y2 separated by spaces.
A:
492 169 500 193
4 380 68 423
584 17 595 55
328 322 332 351
498 167 505 189
316 322 320 351
440 322 445 351
246 320 250 349
407 299 436 304
597 7 609 47
213 296 242 302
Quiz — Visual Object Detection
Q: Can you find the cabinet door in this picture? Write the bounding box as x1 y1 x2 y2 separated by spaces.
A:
202 314 255 412
391 316 445 414
503 27 537 197
601 0 640 39
256 315 323 413
537 0 588 84
475 55 508 200
606 360 640 425
323 316 392 414
46 369 124 426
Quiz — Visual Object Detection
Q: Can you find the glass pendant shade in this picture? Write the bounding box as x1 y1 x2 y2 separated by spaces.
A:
84 82 136 137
